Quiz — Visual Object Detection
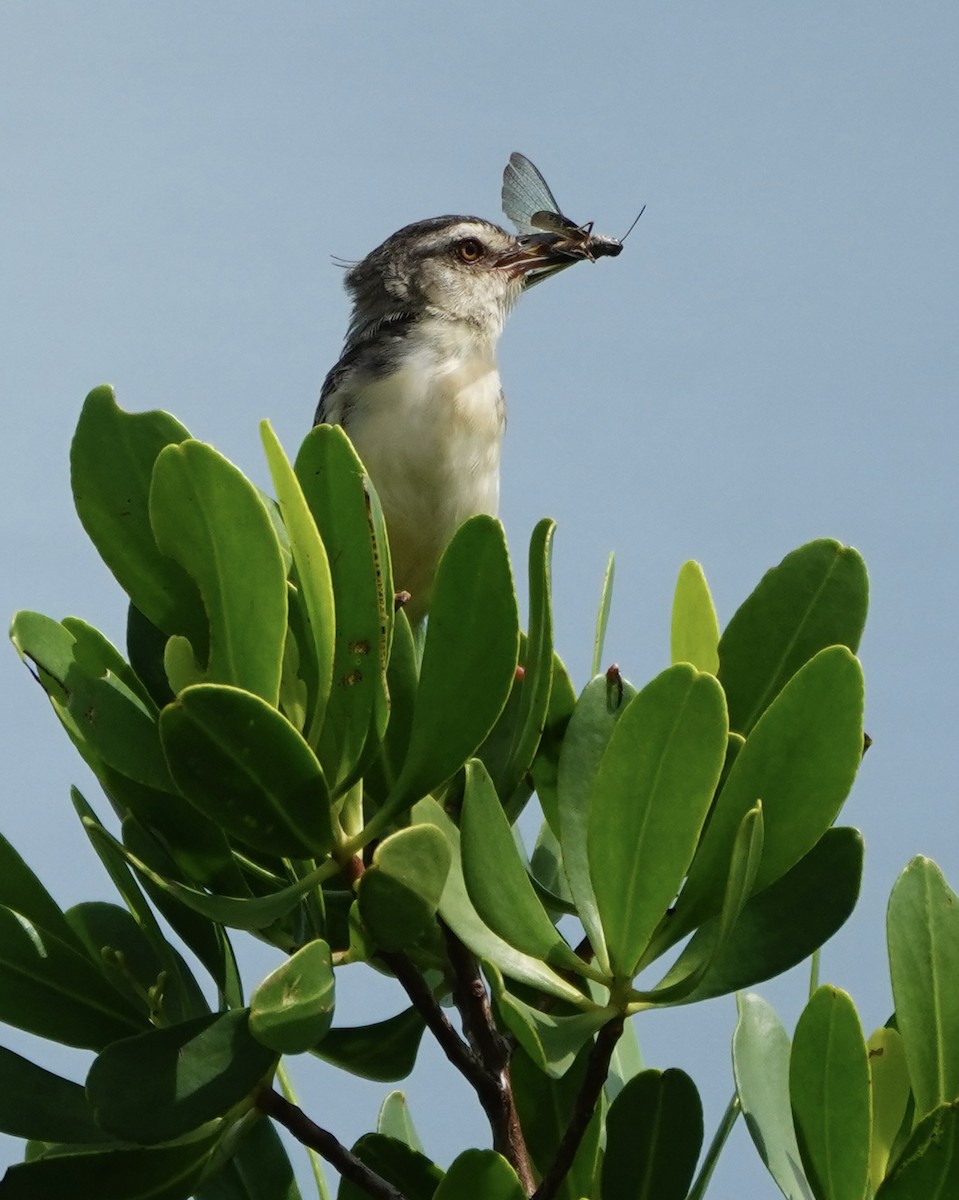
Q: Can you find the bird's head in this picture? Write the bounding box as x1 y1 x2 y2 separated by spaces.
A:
342 215 580 343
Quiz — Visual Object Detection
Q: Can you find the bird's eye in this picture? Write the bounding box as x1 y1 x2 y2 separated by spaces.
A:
456 238 484 263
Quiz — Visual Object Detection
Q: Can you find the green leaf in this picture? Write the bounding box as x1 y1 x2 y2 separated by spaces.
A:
887 856 959 1122
11 611 174 792
868 1026 911 1192
357 825 452 952
511 1043 602 1200
0 1126 223 1200
377 1092 424 1152
636 801 763 1001
529 820 575 914
250 939 335 1054
588 664 728 979
732 993 813 1200
672 646 863 943
653 827 863 1004
87 1010 276 1144
487 962 612 1077
295 424 391 793
313 1006 426 1082
461 760 588 976
160 683 335 858
84 816 333 933
876 1101 959 1199
71 788 242 1008
150 439 287 704
0 1045 108 1143
556 673 637 975
261 421 336 745
415 797 586 1005
789 985 871 1200
337 1133 444 1200
66 899 209 1025
365 608 419 805
602 1068 704 1200
194 1116 303 1200
0 830 82 952
718 539 868 736
69 385 205 653
384 516 519 821
0 905 144 1049
671 560 720 673
434 1150 525 1200
127 603 176 707
591 551 615 677
529 652 577 836
498 519 556 805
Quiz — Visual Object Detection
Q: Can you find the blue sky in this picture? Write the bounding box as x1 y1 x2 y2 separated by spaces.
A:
2 3 957 1195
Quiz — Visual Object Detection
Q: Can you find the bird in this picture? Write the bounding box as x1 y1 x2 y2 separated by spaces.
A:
314 199 602 623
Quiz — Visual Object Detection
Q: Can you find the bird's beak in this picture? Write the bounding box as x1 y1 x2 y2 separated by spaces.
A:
494 233 582 287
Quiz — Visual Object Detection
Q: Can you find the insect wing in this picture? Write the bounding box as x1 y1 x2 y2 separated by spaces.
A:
502 152 566 234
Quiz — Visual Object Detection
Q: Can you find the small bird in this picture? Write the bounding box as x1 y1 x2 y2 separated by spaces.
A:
315 170 613 622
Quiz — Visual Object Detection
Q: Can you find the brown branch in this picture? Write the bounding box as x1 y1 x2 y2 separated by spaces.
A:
376 947 484 1081
442 924 535 1195
531 1015 625 1200
257 1087 406 1200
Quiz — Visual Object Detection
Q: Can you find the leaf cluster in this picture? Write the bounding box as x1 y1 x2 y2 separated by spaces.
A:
0 386 905 1199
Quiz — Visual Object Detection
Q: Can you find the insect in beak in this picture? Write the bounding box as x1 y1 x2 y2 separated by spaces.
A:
501 151 644 279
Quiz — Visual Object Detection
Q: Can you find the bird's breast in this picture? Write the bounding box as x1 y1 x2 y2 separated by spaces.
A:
341 340 506 613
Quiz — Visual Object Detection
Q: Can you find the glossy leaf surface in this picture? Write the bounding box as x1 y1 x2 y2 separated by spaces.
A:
0 905 144 1049
0 1045 107 1143
733 993 813 1200
868 1026 911 1192
386 517 519 819
671 559 720 673
718 539 867 736
160 683 334 858
250 938 335 1054
377 1092 424 1151
1 1127 222 1200
338 1133 443 1200
295 424 390 792
876 1102 959 1199
790 986 870 1200
69 386 204 649
461 760 585 975
150 439 287 703
87 1010 276 1144
434 1150 525 1200
589 664 728 978
673 646 863 942
358 824 451 952
655 827 863 1003
416 798 585 1004
261 421 336 745
887 856 959 1122
556 673 637 975
602 1068 703 1200
313 1007 426 1082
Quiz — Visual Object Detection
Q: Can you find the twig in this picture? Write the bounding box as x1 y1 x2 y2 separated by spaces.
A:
442 925 535 1194
531 1016 625 1200
258 1087 406 1200
686 1092 741 1200
376 947 484 1081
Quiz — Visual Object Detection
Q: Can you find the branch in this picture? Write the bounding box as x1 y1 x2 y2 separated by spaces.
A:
442 924 535 1195
531 1015 625 1200
376 947 483 1081
257 1087 407 1200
